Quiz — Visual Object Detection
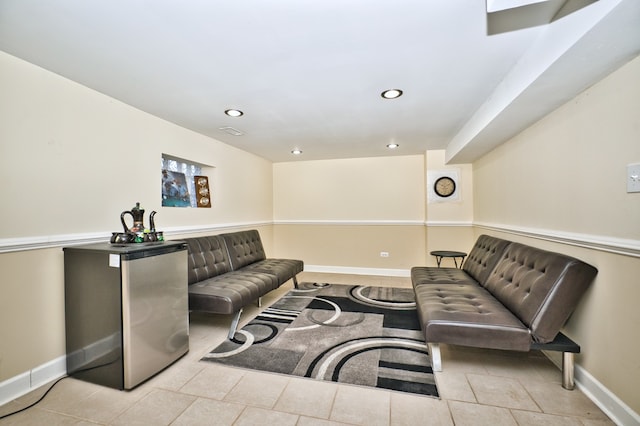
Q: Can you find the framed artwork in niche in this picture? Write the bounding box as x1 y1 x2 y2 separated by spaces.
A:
161 170 191 207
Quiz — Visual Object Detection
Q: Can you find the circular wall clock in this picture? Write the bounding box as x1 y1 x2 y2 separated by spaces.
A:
434 176 456 198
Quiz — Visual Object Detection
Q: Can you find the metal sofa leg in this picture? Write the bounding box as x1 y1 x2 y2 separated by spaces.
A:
429 343 442 372
562 352 575 390
257 297 262 308
293 276 299 289
228 309 243 340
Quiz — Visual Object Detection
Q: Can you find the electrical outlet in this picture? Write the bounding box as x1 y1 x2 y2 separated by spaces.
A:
628 163 640 193
380 251 389 257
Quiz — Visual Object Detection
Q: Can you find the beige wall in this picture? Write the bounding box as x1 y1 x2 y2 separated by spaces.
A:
0 248 65 381
473 57 640 239
0 53 273 239
273 156 426 270
274 156 425 221
472 55 640 413
0 51 273 381
274 224 425 271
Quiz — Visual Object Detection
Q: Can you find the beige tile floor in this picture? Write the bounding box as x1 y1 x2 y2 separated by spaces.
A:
0 272 614 425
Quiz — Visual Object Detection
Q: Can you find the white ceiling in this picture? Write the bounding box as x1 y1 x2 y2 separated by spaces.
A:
1 0 639 163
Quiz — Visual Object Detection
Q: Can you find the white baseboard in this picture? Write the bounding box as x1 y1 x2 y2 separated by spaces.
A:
304 264 410 277
541 351 638 426
574 364 640 426
0 356 66 407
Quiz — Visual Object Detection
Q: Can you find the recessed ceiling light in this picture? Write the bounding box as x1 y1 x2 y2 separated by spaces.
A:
381 89 403 99
291 149 303 155
224 109 244 117
387 143 399 149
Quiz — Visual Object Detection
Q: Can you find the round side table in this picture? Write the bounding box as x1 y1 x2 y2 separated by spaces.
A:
430 250 467 268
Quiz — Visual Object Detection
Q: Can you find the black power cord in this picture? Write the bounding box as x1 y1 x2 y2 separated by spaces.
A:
0 358 119 420
0 375 68 420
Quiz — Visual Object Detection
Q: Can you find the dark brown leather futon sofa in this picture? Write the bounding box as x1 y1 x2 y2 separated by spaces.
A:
411 235 597 389
183 229 303 339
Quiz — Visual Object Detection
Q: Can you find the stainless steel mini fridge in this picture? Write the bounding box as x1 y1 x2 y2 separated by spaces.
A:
64 241 189 390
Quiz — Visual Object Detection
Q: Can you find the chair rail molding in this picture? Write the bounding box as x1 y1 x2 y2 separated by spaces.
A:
425 220 474 227
273 219 424 226
0 221 272 253
3 220 637 259
474 221 640 258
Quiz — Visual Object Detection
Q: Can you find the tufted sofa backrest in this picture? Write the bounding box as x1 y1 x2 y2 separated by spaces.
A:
483 242 597 343
221 230 267 271
462 235 511 284
184 235 232 285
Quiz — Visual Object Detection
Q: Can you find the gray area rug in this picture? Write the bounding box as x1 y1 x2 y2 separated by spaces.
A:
201 283 439 398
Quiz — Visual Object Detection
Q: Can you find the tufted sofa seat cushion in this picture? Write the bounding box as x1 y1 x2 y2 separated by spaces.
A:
183 230 303 321
221 230 267 270
222 230 304 286
411 234 511 287
411 267 476 286
188 270 279 315
185 234 278 314
185 235 231 285
483 242 598 343
415 284 532 351
461 235 512 284
240 258 304 286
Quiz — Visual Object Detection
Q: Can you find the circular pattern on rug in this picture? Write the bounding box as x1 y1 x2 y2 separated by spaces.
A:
349 285 416 310
234 322 278 344
201 330 255 359
307 337 428 380
284 296 342 331
294 282 332 292
306 308 365 327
